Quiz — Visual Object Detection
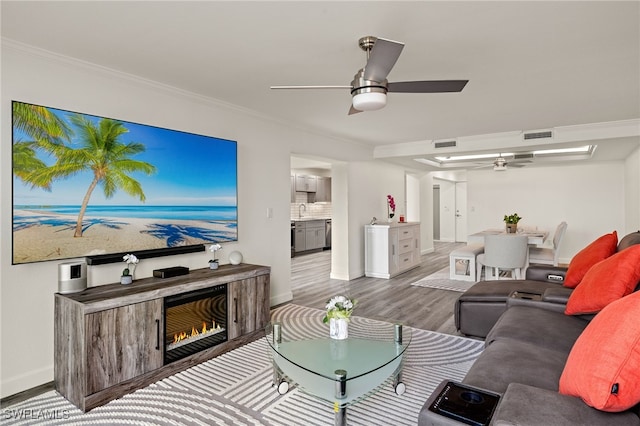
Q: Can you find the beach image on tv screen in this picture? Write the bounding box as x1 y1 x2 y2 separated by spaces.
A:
12 101 238 264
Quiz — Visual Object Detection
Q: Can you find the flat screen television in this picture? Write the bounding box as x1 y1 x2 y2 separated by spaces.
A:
12 100 238 265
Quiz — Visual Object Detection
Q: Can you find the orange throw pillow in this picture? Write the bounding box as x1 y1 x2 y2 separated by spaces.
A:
564 231 618 288
565 245 640 315
559 291 640 412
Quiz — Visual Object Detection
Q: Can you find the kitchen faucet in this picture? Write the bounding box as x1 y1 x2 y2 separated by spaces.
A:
299 203 306 218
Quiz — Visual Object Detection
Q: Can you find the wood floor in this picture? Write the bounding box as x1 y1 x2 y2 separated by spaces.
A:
290 241 465 335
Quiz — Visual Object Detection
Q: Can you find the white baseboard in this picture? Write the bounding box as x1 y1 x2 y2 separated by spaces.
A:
329 272 351 281
270 290 293 307
1 365 52 399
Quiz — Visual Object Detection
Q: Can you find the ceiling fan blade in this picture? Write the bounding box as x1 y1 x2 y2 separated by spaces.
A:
363 38 404 82
387 80 469 93
348 105 362 115
270 85 351 90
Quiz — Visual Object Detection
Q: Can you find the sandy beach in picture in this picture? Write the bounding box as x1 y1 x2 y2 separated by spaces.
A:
12 209 236 264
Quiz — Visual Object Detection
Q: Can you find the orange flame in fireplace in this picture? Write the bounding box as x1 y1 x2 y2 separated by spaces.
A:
173 321 217 344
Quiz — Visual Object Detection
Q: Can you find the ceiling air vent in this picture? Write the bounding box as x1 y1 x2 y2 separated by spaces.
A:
434 140 457 148
513 153 534 160
523 130 553 140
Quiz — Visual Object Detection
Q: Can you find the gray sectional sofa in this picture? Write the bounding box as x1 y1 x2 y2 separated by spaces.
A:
419 231 640 425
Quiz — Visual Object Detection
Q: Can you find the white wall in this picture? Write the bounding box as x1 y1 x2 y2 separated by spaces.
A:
405 173 420 222
0 42 387 397
467 162 626 264
625 145 640 233
329 162 350 280
346 161 406 279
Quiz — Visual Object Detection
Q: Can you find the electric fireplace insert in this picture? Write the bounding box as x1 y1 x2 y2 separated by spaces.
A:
164 284 228 364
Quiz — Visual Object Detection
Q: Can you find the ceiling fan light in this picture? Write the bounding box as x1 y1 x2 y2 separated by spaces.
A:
352 92 387 111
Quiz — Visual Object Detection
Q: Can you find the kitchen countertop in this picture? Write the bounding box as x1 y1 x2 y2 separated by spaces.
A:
291 217 331 222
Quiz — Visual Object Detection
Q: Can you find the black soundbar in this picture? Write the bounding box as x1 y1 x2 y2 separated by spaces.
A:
85 244 205 265
153 266 189 279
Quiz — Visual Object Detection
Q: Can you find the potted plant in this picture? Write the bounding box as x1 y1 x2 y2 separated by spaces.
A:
503 213 522 233
209 243 222 270
120 268 133 285
387 194 396 222
121 253 138 284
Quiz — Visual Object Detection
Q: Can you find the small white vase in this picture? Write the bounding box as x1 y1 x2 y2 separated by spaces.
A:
329 318 349 340
120 275 132 285
209 261 219 270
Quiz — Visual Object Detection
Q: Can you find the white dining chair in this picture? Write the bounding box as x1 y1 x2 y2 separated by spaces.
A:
528 221 567 267
476 234 529 281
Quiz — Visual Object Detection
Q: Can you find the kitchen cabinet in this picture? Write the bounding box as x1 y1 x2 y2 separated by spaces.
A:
312 177 331 202
293 220 326 252
295 174 317 192
294 226 306 252
305 220 326 250
364 223 421 279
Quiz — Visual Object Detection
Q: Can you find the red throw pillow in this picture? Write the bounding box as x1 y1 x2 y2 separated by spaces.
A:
559 291 640 412
565 245 640 315
564 231 618 288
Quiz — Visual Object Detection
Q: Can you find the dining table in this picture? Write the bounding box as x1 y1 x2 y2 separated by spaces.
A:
467 228 548 246
468 228 549 274
467 228 549 271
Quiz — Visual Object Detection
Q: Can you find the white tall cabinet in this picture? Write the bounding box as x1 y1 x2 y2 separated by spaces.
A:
364 222 421 279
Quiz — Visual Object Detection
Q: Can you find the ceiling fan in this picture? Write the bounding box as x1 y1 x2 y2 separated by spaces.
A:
270 36 468 115
476 154 531 171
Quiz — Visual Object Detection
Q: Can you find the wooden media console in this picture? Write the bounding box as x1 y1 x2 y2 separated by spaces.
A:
54 263 270 412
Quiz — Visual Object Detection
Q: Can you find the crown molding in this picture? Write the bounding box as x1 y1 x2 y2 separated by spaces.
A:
2 38 368 149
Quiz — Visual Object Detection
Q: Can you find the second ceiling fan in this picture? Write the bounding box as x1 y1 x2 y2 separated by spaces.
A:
271 36 469 115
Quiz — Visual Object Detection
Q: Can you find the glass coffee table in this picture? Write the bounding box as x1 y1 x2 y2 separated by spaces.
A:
265 315 412 426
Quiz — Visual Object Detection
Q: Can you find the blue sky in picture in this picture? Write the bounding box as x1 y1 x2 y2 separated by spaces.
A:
13 103 238 208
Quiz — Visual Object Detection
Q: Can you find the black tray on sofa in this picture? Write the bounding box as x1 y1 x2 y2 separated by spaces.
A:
428 381 500 426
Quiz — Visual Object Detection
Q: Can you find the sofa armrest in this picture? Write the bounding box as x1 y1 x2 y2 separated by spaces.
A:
525 265 568 283
491 383 640 426
506 294 568 314
542 287 573 304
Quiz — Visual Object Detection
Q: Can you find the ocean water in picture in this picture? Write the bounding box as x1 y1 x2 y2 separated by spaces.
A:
14 205 238 221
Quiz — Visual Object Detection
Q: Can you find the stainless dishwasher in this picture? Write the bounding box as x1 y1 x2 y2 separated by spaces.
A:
325 219 331 249
291 221 296 257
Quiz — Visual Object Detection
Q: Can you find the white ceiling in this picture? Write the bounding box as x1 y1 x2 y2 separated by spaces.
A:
2 1 639 171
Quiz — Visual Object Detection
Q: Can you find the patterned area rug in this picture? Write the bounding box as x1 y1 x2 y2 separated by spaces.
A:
410 267 476 292
3 304 483 426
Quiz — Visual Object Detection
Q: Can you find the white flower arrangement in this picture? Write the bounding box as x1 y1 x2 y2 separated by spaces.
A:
122 253 139 277
209 244 223 262
322 295 356 323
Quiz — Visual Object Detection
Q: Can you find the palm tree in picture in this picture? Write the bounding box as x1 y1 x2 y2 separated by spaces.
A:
42 114 157 237
12 103 73 189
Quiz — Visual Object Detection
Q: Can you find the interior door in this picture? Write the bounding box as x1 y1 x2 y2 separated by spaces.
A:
455 182 468 242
